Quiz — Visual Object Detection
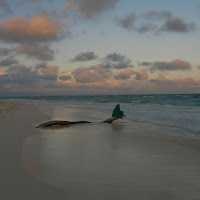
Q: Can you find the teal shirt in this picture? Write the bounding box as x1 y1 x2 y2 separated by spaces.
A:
112 104 124 118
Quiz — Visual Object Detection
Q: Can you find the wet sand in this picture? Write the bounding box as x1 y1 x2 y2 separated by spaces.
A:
0 102 68 199
0 102 19 119
1 102 200 200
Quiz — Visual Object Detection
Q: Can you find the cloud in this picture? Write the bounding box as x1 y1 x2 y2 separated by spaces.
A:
0 47 14 57
0 62 199 95
0 0 11 16
21 0 40 2
114 69 134 80
157 74 168 82
71 52 98 62
67 0 119 18
138 61 152 66
0 69 6 75
150 59 192 72
0 63 66 93
58 75 72 81
149 75 200 92
136 23 157 33
135 70 149 80
103 53 134 69
17 45 54 61
22 0 55 2
7 64 29 73
117 10 171 31
72 64 112 83
87 79 122 89
38 65 59 80
0 14 69 43
118 14 135 29
0 56 18 67
143 10 172 20
60 3 77 14
0 63 59 91
0 64 39 86
161 18 196 32
117 10 197 34
57 72 76 86
102 61 134 69
105 53 126 62
34 62 48 70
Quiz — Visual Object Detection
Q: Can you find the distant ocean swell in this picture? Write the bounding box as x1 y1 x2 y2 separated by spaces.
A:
0 94 200 107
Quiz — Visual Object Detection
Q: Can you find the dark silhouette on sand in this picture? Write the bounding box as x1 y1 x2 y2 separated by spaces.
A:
36 104 126 128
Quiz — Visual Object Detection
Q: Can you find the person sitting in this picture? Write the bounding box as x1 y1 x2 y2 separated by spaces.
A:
103 104 126 123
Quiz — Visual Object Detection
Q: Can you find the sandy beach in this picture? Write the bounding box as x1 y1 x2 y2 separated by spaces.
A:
0 102 200 200
0 102 68 199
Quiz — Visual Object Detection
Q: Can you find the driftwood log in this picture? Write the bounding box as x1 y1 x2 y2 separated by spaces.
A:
36 117 119 128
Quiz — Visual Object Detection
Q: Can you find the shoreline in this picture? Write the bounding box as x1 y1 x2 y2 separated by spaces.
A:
0 101 200 199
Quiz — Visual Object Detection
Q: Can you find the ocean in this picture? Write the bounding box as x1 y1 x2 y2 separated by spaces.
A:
1 94 200 139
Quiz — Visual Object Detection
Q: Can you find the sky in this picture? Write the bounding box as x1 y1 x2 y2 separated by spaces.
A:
0 0 200 96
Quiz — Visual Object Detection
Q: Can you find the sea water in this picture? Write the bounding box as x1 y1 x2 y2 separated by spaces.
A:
1 94 200 139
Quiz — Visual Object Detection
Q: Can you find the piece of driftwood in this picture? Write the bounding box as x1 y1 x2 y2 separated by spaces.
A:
36 117 119 128
103 117 119 123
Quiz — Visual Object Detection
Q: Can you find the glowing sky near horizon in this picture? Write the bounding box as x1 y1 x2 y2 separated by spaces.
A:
0 0 199 95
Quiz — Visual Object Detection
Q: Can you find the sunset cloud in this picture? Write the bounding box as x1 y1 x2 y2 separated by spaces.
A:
0 63 60 91
17 45 54 61
103 53 134 69
157 74 168 82
0 61 199 95
60 3 77 14
0 69 6 75
57 72 75 86
1 63 61 90
58 75 72 81
0 56 18 67
114 69 134 79
0 63 125 92
38 65 59 80
71 52 98 62
72 64 113 83
150 75 200 91
7 64 30 73
34 62 48 70
150 59 192 72
88 79 122 89
1 64 39 86
0 14 68 43
135 70 149 80
0 1 199 95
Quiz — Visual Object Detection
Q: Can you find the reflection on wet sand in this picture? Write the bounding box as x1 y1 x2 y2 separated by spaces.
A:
22 160 43 175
